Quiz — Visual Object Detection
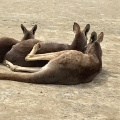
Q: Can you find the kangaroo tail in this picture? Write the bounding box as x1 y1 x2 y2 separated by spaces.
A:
0 72 36 83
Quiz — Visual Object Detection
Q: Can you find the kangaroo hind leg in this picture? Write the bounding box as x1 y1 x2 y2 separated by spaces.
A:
3 60 41 73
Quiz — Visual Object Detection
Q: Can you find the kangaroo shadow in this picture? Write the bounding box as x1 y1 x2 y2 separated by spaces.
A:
92 69 109 85
73 68 110 89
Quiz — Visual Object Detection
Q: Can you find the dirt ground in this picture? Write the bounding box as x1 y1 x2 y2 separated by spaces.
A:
0 0 120 120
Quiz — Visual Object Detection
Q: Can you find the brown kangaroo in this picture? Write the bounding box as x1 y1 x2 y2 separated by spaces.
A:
0 24 37 63
0 31 104 85
4 22 90 69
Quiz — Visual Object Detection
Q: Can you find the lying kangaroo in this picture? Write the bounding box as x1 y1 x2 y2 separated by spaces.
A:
0 31 104 85
0 24 37 62
4 22 90 69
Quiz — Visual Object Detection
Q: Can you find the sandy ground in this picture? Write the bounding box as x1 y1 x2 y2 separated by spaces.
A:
0 0 120 120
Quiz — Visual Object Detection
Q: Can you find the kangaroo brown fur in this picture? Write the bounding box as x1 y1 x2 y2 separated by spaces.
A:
0 24 37 62
4 22 90 68
0 32 104 85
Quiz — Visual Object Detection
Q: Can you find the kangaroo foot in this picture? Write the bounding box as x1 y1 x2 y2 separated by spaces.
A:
3 60 18 72
28 42 41 56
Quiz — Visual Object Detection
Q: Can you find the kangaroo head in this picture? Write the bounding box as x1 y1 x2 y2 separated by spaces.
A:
72 22 90 52
73 22 90 39
85 31 104 59
21 24 37 41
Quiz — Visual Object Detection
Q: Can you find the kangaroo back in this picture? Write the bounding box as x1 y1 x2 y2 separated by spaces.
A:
5 39 43 67
5 39 71 67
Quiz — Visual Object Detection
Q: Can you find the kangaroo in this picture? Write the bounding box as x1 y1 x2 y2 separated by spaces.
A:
0 31 104 85
0 24 37 63
4 22 90 69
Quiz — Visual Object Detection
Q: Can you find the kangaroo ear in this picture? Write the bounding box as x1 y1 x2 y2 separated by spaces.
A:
73 22 80 34
97 32 104 43
83 24 90 36
21 24 28 34
31 25 37 35
90 31 97 43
